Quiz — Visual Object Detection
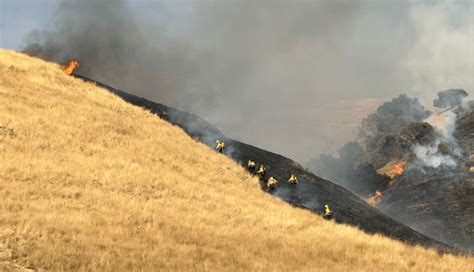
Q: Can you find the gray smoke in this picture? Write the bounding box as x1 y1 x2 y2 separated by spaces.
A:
24 0 193 103
412 90 470 169
308 94 431 196
22 0 473 161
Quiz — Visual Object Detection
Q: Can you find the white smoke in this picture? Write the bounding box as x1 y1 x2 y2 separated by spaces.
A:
427 111 457 143
412 141 457 168
412 108 460 168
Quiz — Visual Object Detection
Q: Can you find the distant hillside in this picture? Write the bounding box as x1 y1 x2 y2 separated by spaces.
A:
1 49 472 271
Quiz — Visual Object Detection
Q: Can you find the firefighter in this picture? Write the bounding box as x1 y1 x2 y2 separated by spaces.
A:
267 177 278 190
288 174 298 185
256 164 266 179
247 160 256 173
323 204 333 220
215 140 225 153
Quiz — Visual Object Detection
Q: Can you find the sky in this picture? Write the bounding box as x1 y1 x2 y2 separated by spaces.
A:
0 0 54 49
1 0 473 162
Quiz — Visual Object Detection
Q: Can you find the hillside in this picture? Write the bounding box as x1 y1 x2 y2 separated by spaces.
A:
378 108 474 251
305 94 474 252
75 75 460 252
0 49 472 271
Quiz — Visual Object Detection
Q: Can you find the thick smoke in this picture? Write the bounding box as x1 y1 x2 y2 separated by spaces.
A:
22 0 473 162
24 0 193 104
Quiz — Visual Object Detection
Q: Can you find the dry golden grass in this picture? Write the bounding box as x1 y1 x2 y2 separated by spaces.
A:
0 49 472 271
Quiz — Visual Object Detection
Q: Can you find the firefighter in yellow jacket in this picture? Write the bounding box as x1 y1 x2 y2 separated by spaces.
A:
267 177 278 190
288 174 298 185
247 160 256 173
256 164 266 179
323 204 333 220
215 140 225 153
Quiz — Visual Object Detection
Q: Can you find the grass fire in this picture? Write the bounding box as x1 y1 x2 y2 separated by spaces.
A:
1 0 474 270
377 160 406 180
63 60 79 75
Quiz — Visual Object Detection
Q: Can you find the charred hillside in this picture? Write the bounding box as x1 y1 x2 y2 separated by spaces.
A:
378 170 473 252
73 74 458 254
309 90 474 253
378 109 474 252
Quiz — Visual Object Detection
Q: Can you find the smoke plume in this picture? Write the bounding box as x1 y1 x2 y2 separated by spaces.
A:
22 0 473 161
411 89 470 168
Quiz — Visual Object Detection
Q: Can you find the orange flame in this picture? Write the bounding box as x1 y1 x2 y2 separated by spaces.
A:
63 60 79 75
377 160 406 180
367 190 383 207
391 162 405 176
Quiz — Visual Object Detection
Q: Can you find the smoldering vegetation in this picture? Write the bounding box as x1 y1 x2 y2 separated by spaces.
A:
308 90 474 251
308 94 433 195
308 91 473 196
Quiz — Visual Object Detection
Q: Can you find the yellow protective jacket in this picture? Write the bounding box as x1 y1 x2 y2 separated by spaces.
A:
257 165 266 174
288 174 298 184
267 177 278 188
216 141 225 150
324 205 332 216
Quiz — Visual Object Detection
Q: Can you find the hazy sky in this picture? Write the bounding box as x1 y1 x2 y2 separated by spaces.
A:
1 0 473 162
1 0 52 49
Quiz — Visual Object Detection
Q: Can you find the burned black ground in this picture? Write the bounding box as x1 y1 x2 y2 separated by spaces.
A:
379 109 474 252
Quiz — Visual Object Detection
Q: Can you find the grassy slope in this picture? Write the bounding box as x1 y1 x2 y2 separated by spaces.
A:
0 49 472 271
